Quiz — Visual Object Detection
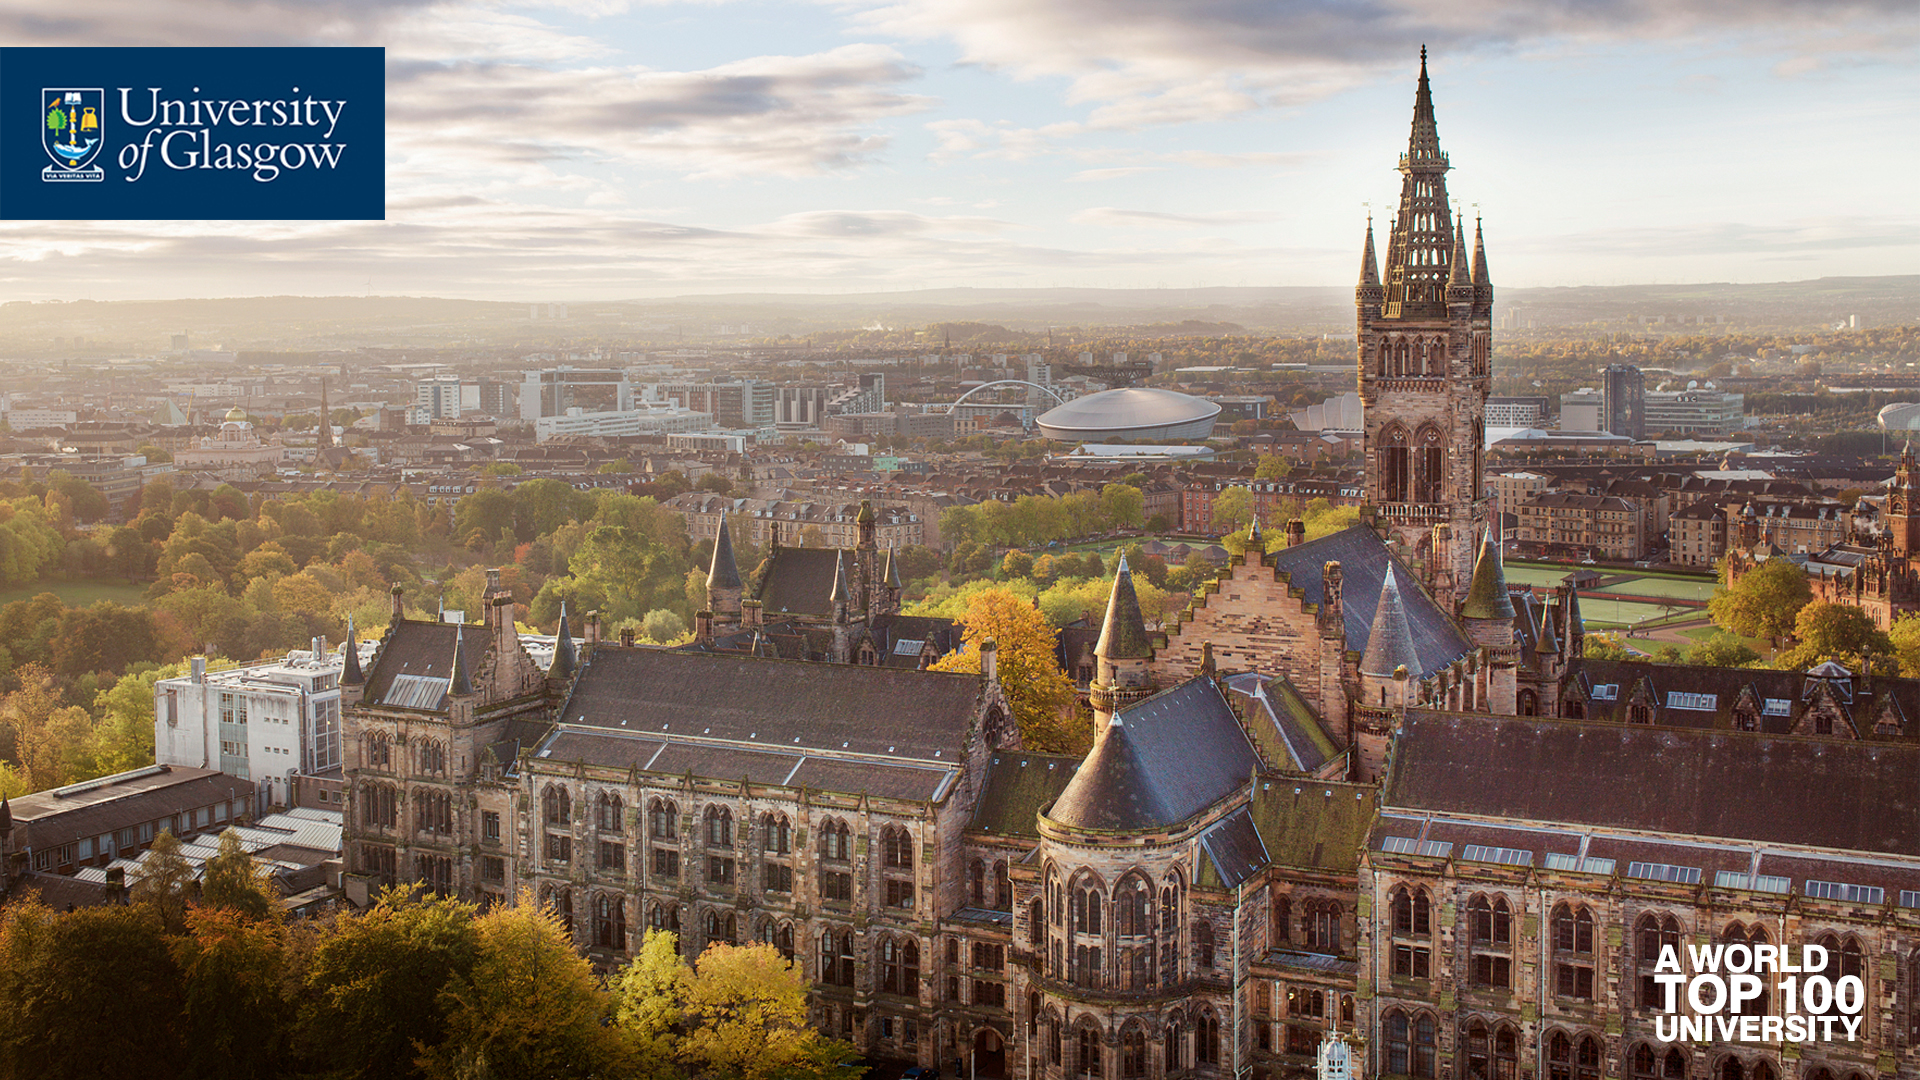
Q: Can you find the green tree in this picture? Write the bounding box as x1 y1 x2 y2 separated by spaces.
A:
1099 483 1144 531
200 828 279 920
1583 632 1634 661
1253 453 1292 480
1773 601 1892 671
134 829 198 932
172 906 294 1080
0 899 187 1080
1001 550 1035 580
1707 560 1811 645
452 489 516 548
1211 486 1254 533
299 886 481 1080
1685 634 1763 668
420 891 624 1080
641 608 688 644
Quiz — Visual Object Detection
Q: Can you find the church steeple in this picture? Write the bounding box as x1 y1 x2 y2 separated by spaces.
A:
1382 47 1456 321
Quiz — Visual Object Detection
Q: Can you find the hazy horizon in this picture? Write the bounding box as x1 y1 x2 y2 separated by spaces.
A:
0 0 1914 302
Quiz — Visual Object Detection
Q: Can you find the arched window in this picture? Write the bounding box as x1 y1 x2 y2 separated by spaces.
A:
1194 919 1214 969
704 805 732 848
366 731 391 768
821 929 856 987
1273 895 1291 943
1386 1010 1411 1076
1307 900 1342 952
1552 904 1596 1000
544 886 573 935
1078 1025 1103 1078
1162 1019 1182 1073
1121 1025 1147 1079
1115 874 1151 937
878 935 920 995
761 812 791 854
1030 899 1047 949
1380 423 1412 503
881 825 913 870
1412 423 1446 503
543 784 570 826
648 902 680 934
1468 894 1512 987
1196 1010 1221 1067
649 798 676 839
1813 933 1864 1017
1392 886 1432 978
1638 912 1682 963
819 817 851 861
994 860 1012 911
971 858 987 905
596 791 624 833
758 919 795 960
594 894 626 950
1075 883 1104 935
1718 1058 1745 1080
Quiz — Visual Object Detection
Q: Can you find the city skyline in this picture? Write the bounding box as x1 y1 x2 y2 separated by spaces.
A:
0 0 1913 301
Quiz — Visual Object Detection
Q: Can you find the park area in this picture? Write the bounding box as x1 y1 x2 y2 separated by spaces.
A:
1505 561 1718 630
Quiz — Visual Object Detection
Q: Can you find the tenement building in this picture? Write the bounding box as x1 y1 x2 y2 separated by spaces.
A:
341 53 1920 1080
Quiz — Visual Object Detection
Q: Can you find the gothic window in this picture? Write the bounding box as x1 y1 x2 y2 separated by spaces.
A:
1115 874 1151 937
1193 919 1215 969
1468 894 1512 988
1638 912 1683 1010
412 790 452 835
1074 943 1103 988
1519 689 1539 716
703 909 737 948
596 791 624 833
880 825 913 870
1078 1025 1103 1078
761 812 791 854
1030 899 1047 949
1121 1024 1147 1080
1196 1010 1221 1067
819 817 851 861
1813 933 1864 1017
1163 1020 1182 1073
544 886 574 935
1464 1021 1519 1080
1381 423 1412 503
416 740 446 775
542 784 570 826
647 902 680 935
1383 1009 1434 1077
1552 904 1597 1000
994 860 1012 911
1391 885 1432 978
594 894 626 950
1306 899 1343 952
1414 423 1446 504
757 920 793 960
362 783 397 829
366 731 391 768
879 936 920 996
1075 882 1104 935
649 798 677 839
971 858 987 906
1273 895 1291 943
1734 704 1759 732
704 805 733 848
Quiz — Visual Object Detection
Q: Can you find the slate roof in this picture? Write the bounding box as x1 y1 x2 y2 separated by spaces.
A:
708 523 743 590
1571 658 1920 738
969 752 1083 837
1046 676 1260 832
1460 530 1516 620
1388 711 1920 857
1097 557 1153 660
1224 672 1337 774
1263 525 1470 679
1359 568 1420 678
1199 807 1269 888
7 766 245 855
756 547 847 616
364 620 489 709
1249 778 1375 874
558 647 983 761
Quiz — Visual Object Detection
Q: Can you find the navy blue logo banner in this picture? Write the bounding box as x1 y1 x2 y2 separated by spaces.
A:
1 47 384 220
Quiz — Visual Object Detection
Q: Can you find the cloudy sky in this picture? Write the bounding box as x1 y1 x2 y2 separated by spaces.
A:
1 0 1915 300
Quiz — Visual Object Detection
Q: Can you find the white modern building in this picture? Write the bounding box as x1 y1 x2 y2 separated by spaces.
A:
533 403 714 442
415 377 465 421
154 641 361 810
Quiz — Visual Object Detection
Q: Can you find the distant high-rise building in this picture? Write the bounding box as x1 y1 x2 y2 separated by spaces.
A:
1602 363 1645 439
415 377 464 421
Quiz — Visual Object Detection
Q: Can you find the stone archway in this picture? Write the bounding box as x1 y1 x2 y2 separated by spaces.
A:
972 1027 1007 1080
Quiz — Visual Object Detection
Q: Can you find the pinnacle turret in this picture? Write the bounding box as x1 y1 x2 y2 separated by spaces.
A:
829 549 850 605
708 521 742 591
1448 221 1471 288
1460 527 1516 620
1359 217 1380 289
550 600 577 678
1472 217 1490 288
1097 556 1153 661
449 626 473 697
1359 567 1420 678
341 617 363 685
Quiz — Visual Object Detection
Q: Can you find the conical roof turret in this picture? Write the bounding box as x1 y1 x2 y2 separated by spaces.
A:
708 521 742 591
1359 217 1380 288
549 601 577 678
829 549 850 604
1460 527 1516 620
1448 221 1471 287
1359 567 1420 678
1536 599 1561 655
1472 217 1490 288
449 626 473 696
1096 555 1153 660
885 547 902 588
341 617 363 685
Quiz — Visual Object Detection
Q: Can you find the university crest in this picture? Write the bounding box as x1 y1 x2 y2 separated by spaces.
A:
42 87 104 181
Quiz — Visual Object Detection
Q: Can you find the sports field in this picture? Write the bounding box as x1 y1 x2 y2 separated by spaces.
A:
1577 599 1676 628
0 580 147 608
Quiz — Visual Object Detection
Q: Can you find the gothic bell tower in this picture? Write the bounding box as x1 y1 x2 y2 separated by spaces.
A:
1358 49 1493 608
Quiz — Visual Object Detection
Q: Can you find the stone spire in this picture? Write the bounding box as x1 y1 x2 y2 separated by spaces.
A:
1358 216 1380 289
1382 47 1456 320
885 547 902 589
1460 527 1516 620
1536 599 1561 655
1472 216 1490 288
1 794 11 837
549 600 576 679
1096 555 1153 661
449 626 473 697
1448 221 1471 288
317 378 334 449
708 519 742 592
1359 567 1420 677
829 549 851 624
341 616 363 685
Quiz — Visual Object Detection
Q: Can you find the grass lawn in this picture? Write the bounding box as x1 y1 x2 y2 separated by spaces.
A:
1593 577 1718 602
1503 564 1579 588
1680 625 1772 653
0 579 148 609
1578 598 1675 627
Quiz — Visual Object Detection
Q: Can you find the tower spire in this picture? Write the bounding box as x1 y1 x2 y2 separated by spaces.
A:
1461 526 1516 620
341 616 363 685
1448 221 1471 288
1096 555 1152 661
1358 216 1380 288
549 600 576 678
449 626 473 697
1359 567 1419 678
1472 216 1490 288
1407 46 1442 164
708 519 742 592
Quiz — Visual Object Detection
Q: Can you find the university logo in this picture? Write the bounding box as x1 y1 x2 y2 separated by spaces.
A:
41 87 105 182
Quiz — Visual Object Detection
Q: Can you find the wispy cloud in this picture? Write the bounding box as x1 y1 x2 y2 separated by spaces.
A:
1072 206 1278 228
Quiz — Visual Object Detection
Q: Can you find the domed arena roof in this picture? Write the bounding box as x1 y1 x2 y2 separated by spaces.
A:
1879 402 1920 431
1036 387 1221 442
